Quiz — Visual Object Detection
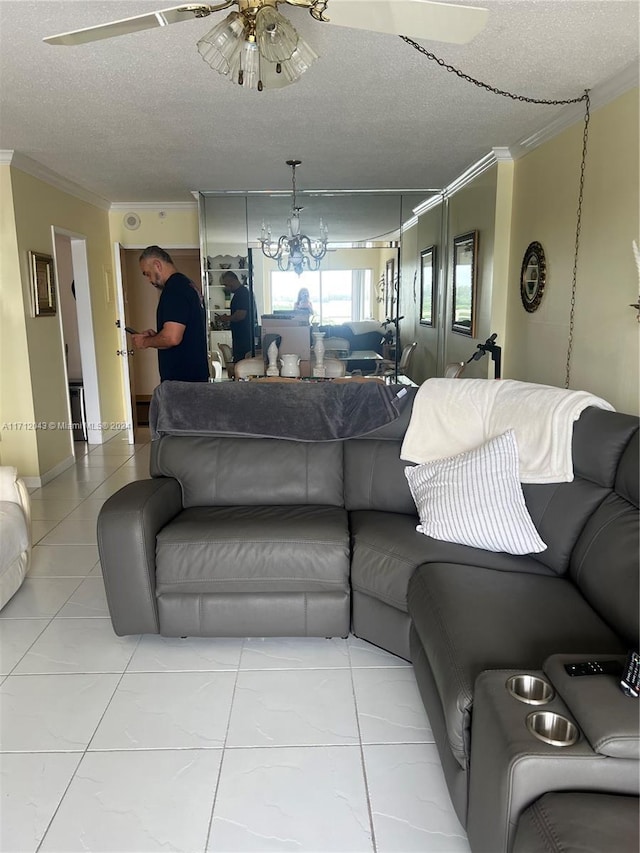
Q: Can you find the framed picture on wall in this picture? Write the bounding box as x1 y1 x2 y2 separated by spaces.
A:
28 251 57 317
452 231 478 336
384 257 395 319
419 245 436 326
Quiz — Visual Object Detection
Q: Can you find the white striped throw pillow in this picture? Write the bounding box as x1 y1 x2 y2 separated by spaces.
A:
404 430 547 555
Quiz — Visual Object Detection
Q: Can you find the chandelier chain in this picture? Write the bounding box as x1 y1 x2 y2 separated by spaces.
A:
565 91 591 389
399 37 589 106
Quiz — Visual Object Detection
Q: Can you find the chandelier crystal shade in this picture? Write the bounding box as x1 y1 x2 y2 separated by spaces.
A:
260 160 328 276
196 7 317 91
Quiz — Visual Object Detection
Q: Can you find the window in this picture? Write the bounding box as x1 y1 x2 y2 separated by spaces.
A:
270 269 372 324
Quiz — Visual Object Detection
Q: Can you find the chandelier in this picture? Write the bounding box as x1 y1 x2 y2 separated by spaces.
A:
260 160 328 276
197 3 318 91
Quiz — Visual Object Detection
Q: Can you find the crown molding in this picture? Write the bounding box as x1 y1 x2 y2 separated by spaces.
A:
110 201 198 212
510 60 638 158
0 150 111 210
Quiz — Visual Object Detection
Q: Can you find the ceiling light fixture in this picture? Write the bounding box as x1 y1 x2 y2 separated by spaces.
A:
197 4 318 91
260 160 328 276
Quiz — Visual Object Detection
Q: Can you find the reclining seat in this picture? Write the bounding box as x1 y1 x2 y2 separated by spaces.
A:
98 434 350 638
406 408 639 822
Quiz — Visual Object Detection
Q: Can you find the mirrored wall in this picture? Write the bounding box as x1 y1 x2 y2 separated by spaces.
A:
198 189 442 371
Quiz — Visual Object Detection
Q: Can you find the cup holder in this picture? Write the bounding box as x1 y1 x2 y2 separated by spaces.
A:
506 674 554 705
526 711 579 747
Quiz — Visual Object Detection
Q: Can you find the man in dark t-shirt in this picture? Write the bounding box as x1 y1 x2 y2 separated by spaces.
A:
133 246 209 382
217 271 257 362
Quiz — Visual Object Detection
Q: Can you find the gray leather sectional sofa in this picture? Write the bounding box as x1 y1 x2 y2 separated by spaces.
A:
98 385 639 851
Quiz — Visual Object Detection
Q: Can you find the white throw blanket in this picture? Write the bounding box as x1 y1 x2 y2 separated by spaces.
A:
400 379 615 483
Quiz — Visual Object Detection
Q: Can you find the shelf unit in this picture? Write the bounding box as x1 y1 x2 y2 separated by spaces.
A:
205 256 249 331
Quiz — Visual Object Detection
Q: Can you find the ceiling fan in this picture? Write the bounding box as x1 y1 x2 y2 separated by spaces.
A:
44 0 489 91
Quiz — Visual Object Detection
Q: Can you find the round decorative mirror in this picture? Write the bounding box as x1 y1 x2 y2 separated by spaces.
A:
520 241 546 312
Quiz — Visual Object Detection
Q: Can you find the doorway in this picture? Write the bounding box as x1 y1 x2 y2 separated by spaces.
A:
115 246 201 433
52 228 103 448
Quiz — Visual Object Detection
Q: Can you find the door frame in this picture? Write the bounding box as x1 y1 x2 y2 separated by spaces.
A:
51 227 104 445
113 242 135 444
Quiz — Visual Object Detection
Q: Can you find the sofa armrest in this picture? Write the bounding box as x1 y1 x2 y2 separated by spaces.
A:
543 654 639 759
97 478 182 636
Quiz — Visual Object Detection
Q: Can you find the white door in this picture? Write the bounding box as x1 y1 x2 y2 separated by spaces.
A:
113 242 135 444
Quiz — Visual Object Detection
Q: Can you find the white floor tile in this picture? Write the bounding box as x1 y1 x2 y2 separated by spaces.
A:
39 749 221 853
0 619 50 675
240 636 350 670
364 744 469 852
348 636 411 668
76 455 125 470
353 668 434 744
0 673 120 751
90 671 236 749
56 577 109 617
87 478 132 499
31 519 61 543
0 752 82 853
0 577 82 619
32 481 98 500
208 746 373 852
29 544 100 577
226 669 359 747
127 635 243 672
29 498 78 522
40 518 98 545
63 498 107 521
13 618 138 674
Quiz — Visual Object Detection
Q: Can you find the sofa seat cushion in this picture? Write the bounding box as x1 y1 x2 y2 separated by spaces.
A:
349 510 550 614
513 792 639 853
407 563 626 770
156 505 349 595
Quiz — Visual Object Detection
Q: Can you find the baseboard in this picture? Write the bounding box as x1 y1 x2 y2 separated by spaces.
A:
23 453 75 490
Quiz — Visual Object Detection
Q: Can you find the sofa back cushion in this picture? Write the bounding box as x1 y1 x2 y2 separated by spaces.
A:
569 429 639 646
344 439 416 515
520 409 639 575
151 435 344 507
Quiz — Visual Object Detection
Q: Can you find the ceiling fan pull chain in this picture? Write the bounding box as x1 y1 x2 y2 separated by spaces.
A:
399 36 588 107
565 90 591 389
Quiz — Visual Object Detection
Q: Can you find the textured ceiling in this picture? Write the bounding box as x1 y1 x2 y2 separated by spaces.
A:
0 1 638 203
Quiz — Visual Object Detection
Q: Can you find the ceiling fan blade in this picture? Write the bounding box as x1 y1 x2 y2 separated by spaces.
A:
43 4 220 46
321 0 489 44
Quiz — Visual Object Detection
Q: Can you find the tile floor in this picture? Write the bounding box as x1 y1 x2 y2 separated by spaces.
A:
0 431 470 853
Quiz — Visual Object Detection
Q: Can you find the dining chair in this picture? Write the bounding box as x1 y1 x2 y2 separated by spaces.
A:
218 343 235 378
209 350 224 380
374 341 417 380
323 357 347 378
444 361 466 378
233 356 266 381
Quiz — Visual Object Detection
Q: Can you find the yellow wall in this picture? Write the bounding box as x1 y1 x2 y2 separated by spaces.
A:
109 207 199 248
446 166 498 378
0 167 37 470
505 88 639 413
4 166 119 477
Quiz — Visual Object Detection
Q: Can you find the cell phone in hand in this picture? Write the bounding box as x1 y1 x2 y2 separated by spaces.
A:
124 326 138 335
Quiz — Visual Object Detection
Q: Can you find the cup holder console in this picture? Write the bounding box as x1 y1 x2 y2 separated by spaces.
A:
506 674 554 705
526 710 579 747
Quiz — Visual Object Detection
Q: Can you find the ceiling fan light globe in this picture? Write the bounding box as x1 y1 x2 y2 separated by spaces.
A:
197 11 245 73
276 38 318 83
255 6 299 62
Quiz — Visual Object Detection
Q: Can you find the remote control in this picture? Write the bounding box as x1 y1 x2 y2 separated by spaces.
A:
564 660 623 677
620 651 640 698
